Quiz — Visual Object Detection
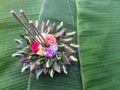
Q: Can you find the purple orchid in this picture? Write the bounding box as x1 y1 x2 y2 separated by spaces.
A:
43 47 56 57
50 43 58 52
43 43 58 57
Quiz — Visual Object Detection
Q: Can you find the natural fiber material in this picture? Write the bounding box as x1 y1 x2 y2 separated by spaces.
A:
11 10 79 79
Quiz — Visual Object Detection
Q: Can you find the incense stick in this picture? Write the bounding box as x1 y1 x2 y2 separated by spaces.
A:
20 9 36 35
10 10 36 41
20 9 30 22
29 21 46 45
29 21 43 43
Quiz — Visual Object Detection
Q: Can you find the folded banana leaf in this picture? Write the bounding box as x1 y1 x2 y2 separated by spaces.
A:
0 0 81 90
1 0 120 90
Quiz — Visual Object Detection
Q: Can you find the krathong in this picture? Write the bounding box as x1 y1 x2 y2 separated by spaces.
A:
11 10 79 79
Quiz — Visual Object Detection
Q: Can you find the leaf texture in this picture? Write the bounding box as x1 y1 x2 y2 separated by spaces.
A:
29 0 82 90
77 0 120 90
0 0 81 90
0 0 42 90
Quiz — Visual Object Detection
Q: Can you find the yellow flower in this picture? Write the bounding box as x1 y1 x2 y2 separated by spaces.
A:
36 45 45 56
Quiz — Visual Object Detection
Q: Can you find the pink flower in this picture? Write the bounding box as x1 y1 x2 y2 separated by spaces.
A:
45 34 57 46
30 41 39 52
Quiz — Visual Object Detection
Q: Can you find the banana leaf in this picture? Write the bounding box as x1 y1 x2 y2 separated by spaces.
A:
1 0 120 90
29 0 81 90
77 0 120 90
0 0 43 90
0 0 81 90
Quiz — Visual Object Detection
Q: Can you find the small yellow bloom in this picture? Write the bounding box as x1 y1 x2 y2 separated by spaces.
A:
37 45 45 56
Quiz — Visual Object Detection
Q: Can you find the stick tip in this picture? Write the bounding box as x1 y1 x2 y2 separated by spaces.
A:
20 9 24 13
29 20 33 24
10 10 15 14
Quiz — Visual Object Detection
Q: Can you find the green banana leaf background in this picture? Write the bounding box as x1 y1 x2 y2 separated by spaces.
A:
0 0 120 90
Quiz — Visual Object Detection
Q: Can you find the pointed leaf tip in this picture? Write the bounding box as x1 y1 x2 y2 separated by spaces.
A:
69 56 78 62
49 70 54 78
70 44 80 48
62 65 67 74
66 31 76 36
36 69 43 80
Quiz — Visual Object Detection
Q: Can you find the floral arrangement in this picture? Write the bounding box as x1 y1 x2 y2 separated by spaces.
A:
11 10 79 79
